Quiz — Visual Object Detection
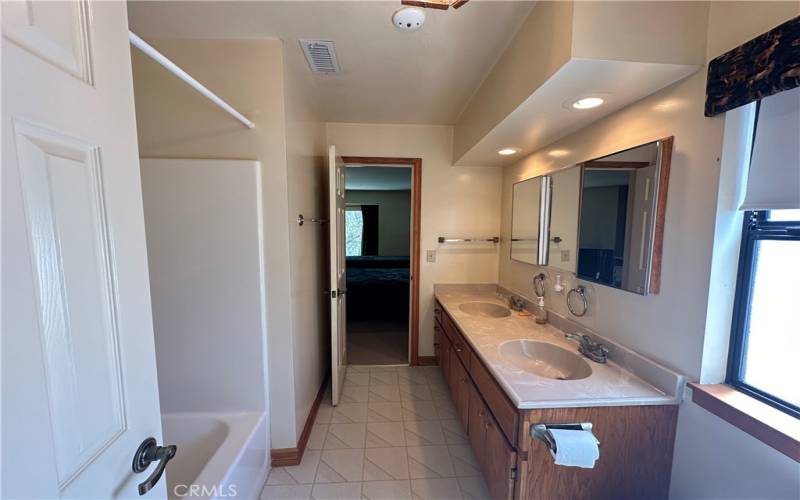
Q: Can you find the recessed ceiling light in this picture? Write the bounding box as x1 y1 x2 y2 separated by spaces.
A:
498 148 520 156
572 97 605 110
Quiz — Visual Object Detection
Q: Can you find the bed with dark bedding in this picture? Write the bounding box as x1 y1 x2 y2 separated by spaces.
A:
346 256 410 322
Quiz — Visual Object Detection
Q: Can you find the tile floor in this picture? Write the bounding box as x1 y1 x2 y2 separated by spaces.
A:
260 366 491 500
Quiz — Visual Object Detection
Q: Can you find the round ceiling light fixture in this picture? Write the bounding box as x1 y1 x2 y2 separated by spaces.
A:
392 7 426 31
571 96 605 110
497 147 520 156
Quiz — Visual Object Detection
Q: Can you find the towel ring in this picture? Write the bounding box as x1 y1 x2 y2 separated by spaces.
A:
567 286 588 317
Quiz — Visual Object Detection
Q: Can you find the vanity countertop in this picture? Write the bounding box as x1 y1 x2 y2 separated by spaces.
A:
434 284 684 410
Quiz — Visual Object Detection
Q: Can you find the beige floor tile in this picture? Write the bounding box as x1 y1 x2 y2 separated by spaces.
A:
342 386 369 403
332 403 369 423
362 480 413 500
267 467 298 486
401 400 439 421
400 385 433 402
456 476 490 500
366 422 406 447
345 371 371 387
367 402 404 422
261 484 313 500
407 446 455 479
276 451 322 484
404 421 445 446
317 449 365 483
308 424 329 451
369 385 402 402
349 366 371 374
433 399 458 420
396 369 428 386
325 423 367 449
429 384 451 401
440 420 468 445
316 404 334 424
447 445 481 477
370 370 399 386
364 447 410 481
311 482 363 500
410 478 462 500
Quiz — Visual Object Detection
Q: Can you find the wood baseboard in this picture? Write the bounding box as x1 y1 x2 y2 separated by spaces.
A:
418 356 438 366
270 374 329 467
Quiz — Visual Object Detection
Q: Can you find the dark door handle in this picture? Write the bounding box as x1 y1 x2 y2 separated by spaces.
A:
132 437 177 495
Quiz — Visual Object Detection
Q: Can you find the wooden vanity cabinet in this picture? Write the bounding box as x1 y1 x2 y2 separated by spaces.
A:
433 300 678 500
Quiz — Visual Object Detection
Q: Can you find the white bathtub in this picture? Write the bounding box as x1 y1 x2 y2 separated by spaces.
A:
162 412 268 500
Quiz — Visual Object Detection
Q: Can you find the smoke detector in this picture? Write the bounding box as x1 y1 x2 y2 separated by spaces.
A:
393 7 425 31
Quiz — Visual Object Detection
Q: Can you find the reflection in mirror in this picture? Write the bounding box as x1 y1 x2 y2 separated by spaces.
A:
548 167 581 273
511 177 541 265
577 140 665 295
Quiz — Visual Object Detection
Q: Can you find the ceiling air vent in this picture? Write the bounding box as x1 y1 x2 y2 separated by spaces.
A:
300 40 340 74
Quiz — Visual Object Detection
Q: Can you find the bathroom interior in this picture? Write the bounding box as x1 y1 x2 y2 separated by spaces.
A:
2 1 799 500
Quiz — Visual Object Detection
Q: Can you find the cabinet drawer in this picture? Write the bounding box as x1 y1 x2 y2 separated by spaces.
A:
470 351 519 445
443 313 471 368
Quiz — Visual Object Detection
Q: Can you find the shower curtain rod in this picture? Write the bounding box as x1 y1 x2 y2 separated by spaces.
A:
128 31 256 129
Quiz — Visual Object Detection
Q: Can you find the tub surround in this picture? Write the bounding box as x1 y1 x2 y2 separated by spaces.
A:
434 284 684 410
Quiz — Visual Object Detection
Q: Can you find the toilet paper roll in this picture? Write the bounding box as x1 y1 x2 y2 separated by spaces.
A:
547 429 600 469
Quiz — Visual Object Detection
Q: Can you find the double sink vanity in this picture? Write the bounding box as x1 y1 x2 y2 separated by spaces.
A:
433 284 684 500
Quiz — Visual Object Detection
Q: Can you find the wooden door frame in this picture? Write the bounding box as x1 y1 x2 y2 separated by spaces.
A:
341 156 422 365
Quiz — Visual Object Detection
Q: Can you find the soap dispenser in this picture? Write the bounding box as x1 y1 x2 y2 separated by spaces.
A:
534 296 548 324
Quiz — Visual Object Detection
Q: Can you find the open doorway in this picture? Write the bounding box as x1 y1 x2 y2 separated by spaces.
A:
341 157 421 365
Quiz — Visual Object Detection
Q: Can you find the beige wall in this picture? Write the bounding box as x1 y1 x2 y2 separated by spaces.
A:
327 123 502 357
453 0 574 161
284 53 328 447
346 190 412 257
497 3 800 497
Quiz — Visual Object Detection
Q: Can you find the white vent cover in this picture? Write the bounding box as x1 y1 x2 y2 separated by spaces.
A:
300 40 340 74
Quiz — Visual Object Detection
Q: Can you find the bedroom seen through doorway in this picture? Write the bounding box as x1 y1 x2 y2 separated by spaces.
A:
344 163 413 365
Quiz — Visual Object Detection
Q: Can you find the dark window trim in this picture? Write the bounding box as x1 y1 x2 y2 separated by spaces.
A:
727 209 800 419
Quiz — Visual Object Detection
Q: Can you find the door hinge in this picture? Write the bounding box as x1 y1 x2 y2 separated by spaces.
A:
510 467 517 480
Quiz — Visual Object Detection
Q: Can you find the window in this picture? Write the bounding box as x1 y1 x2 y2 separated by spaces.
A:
728 209 800 418
345 207 363 256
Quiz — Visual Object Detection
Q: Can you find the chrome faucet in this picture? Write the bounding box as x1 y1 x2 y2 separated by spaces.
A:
564 333 609 364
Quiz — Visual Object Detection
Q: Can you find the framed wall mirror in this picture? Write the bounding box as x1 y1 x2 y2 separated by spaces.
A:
511 176 546 265
575 137 673 295
548 167 582 273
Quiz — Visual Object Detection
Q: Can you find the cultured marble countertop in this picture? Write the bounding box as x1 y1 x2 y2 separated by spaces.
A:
434 284 685 410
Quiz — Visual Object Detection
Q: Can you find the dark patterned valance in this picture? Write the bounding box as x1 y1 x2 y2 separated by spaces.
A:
705 15 800 117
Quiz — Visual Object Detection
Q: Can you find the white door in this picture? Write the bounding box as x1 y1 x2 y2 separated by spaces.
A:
328 145 347 406
2 2 168 498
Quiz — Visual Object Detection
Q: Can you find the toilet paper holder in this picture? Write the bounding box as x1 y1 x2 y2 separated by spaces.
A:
530 422 596 453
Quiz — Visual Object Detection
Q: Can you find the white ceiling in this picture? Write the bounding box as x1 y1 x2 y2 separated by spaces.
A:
345 165 412 190
127 0 536 125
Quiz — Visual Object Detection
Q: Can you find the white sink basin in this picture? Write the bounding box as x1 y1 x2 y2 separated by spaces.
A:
459 302 511 318
498 340 592 380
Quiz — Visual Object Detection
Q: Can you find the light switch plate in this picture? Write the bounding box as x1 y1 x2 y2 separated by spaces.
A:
426 250 436 263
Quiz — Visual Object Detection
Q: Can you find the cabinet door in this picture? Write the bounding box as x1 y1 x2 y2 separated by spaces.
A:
484 412 517 500
440 328 451 385
433 323 442 366
449 350 470 430
467 382 486 450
